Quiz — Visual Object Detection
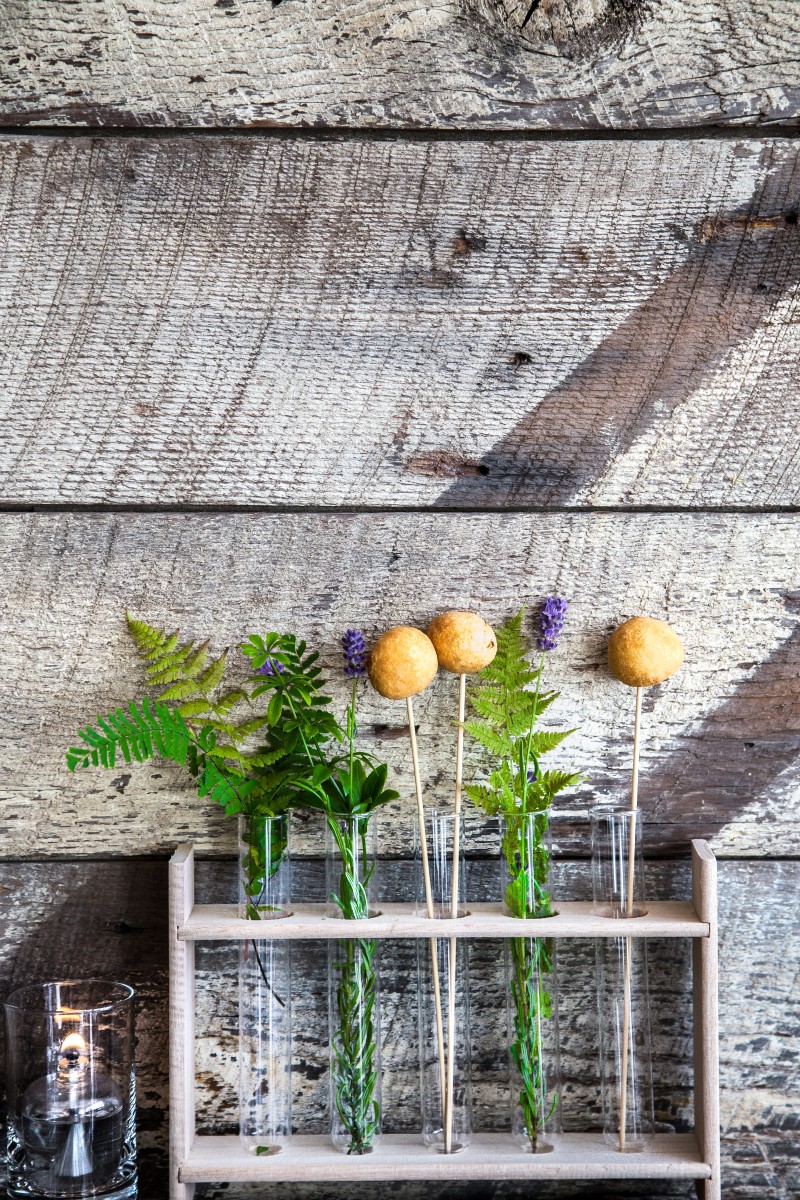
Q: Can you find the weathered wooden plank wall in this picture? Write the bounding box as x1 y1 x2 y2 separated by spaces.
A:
0 0 798 129
1 3 799 1199
1 512 799 857
2 135 800 509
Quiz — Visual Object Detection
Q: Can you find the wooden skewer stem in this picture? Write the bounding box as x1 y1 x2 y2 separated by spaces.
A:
406 697 447 1121
451 673 466 920
445 673 467 1153
619 686 643 1152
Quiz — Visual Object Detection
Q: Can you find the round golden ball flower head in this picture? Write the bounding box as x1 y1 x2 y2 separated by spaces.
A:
367 626 439 700
427 610 497 675
608 616 684 688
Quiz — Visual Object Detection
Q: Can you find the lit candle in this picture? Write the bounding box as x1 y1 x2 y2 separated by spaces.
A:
54 1031 94 1179
5 981 137 1199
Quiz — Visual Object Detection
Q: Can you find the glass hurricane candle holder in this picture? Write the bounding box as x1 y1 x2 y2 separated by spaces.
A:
326 813 382 1154
416 809 472 1154
501 811 562 1152
5 980 137 1200
238 814 292 1156
590 804 655 1152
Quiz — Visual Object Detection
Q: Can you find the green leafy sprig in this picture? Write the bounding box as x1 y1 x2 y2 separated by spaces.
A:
258 628 396 1155
465 605 581 1151
465 609 580 821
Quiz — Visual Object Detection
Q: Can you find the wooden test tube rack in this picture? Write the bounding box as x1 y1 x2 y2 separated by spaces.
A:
169 839 720 1199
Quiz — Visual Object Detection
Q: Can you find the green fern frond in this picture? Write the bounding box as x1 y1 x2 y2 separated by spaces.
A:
464 720 512 758
531 729 576 756
215 689 248 714
464 783 498 813
182 642 210 679
195 758 254 814
537 769 584 798
196 655 227 691
465 607 581 819
66 699 190 772
155 678 201 703
145 642 197 685
126 613 262 745
127 612 226 702
126 615 176 660
177 700 212 718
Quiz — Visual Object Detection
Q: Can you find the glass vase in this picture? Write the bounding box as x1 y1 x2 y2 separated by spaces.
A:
591 804 655 1152
238 814 292 1156
5 980 137 1199
326 813 382 1154
501 812 562 1152
416 809 472 1153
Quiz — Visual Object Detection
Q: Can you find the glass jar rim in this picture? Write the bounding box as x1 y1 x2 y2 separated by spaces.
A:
4 979 135 1015
426 807 458 823
588 803 640 820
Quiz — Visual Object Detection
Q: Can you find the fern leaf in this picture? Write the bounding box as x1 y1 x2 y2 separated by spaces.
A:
245 746 289 768
531 729 576 756
127 615 240 730
215 689 248 714
145 641 196 684
538 769 584 798
233 715 272 738
126 613 174 657
464 720 511 758
464 783 498 814
177 700 212 718
205 744 251 766
182 642 210 680
465 607 580 817
155 679 200 703
196 654 227 692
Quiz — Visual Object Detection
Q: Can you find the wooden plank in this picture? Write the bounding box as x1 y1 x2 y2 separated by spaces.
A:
180 1132 709 1183
0 2 798 129
169 846 196 1200
693 842 721 1200
0 857 794 1197
2 136 800 510
1 511 798 858
179 899 707 940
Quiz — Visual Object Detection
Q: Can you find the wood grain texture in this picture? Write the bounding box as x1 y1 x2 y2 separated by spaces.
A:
0 1 798 130
692 842 721 1200
1 511 798 858
2 136 800 510
181 1133 710 1182
179 900 708 940
1 857 795 1198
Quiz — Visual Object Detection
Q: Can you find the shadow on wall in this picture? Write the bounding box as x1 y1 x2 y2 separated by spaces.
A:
432 152 800 852
437 151 800 508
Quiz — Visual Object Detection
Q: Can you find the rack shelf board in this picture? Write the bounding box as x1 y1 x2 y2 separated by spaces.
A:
180 1133 710 1184
178 899 707 941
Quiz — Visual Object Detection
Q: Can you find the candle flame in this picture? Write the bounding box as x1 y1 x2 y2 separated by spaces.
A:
60 1032 87 1055
58 1031 89 1074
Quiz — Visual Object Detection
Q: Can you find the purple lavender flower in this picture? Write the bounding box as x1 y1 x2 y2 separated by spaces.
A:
527 765 538 782
255 657 285 677
342 629 367 678
537 596 568 653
